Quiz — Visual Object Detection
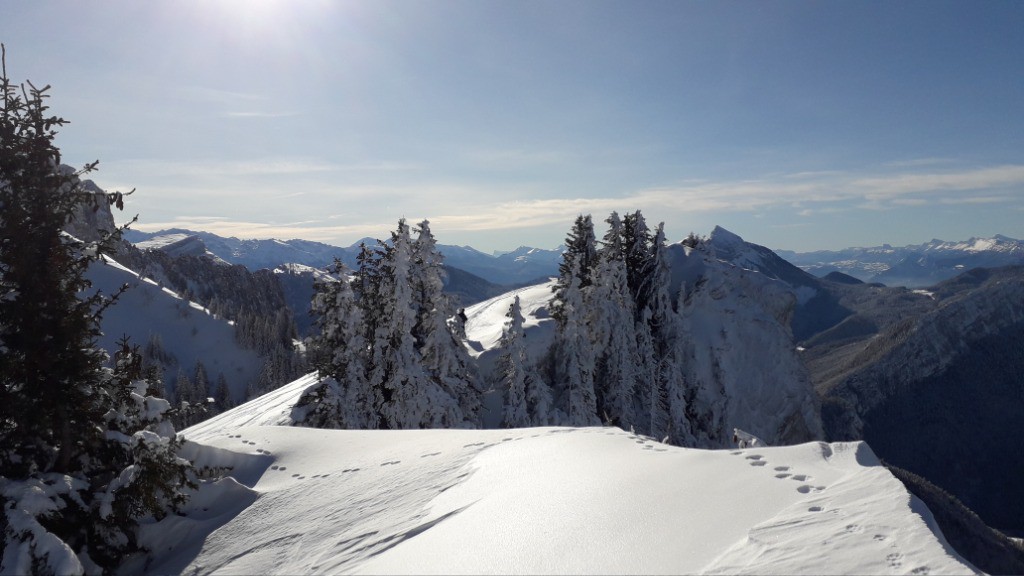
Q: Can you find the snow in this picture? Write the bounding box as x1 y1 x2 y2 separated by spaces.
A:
86 255 264 403
147 375 977 575
134 233 194 251
463 280 556 360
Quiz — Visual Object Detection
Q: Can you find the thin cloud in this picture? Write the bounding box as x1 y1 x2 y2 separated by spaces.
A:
225 111 298 118
120 161 1024 246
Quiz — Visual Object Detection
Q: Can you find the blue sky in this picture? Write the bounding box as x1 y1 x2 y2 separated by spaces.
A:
2 1 1023 252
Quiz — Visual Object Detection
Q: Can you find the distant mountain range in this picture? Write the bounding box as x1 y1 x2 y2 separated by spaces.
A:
777 235 1024 287
124 229 562 286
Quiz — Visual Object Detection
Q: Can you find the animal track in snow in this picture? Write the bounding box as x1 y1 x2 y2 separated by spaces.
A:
873 534 887 542
796 484 826 494
774 466 790 471
790 474 810 482
749 460 767 467
808 506 823 512
380 460 401 467
775 473 791 479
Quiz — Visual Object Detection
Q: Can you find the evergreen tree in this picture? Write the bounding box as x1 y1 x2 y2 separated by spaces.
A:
374 219 459 428
550 259 600 426
0 48 191 573
213 373 232 413
495 295 552 427
589 212 639 427
551 214 597 326
621 210 653 314
193 360 210 403
412 220 480 426
646 223 692 444
298 259 374 428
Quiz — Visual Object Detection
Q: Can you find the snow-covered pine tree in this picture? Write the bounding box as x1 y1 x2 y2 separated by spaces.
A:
550 258 600 426
374 219 460 428
497 294 556 428
89 338 196 567
497 297 529 427
635 307 669 438
0 48 191 573
589 212 639 427
412 220 480 427
297 259 374 429
621 210 653 314
550 214 597 326
646 222 693 444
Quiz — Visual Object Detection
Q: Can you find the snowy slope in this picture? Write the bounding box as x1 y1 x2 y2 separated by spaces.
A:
153 377 975 575
86 255 263 403
134 232 230 265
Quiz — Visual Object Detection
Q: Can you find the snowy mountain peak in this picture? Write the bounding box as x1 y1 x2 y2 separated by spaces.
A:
135 232 229 265
708 225 745 247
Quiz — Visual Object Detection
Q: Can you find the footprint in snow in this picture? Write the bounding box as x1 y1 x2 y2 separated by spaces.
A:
463 442 485 448
873 534 887 542
910 566 931 575
749 460 767 467
774 466 790 471
797 485 812 493
776 473 791 479
791 474 810 481
420 452 442 458
808 506 823 513
271 465 280 470
745 454 763 460
502 437 513 442
380 460 401 467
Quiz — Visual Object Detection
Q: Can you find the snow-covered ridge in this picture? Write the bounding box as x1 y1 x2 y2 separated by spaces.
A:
162 375 973 575
86 254 263 403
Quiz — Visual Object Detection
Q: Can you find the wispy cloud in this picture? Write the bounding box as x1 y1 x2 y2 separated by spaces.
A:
225 111 298 118
119 161 1024 247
